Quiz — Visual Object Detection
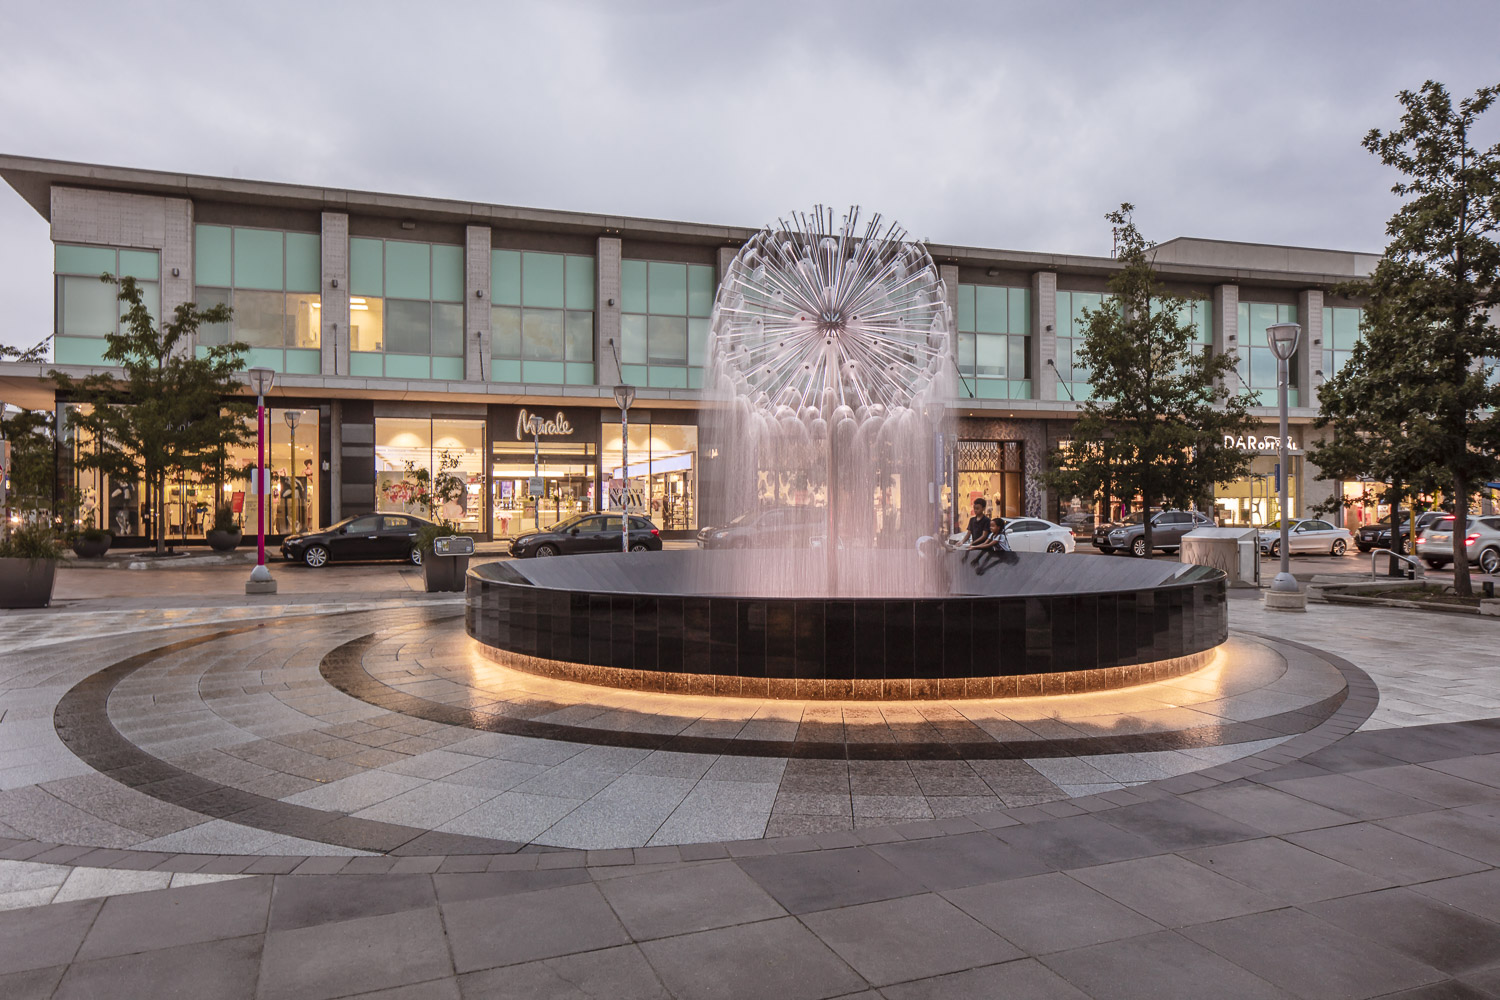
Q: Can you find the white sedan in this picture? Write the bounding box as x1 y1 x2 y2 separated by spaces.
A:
1257 518 1352 557
949 518 1076 554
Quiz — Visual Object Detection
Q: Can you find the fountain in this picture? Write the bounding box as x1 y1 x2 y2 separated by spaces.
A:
467 208 1227 698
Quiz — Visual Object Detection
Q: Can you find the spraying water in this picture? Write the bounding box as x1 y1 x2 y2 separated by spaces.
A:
699 206 956 597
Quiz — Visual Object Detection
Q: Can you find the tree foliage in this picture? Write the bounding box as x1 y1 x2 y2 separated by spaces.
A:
50 276 253 554
1 406 56 520
1309 81 1500 595
1043 205 1261 551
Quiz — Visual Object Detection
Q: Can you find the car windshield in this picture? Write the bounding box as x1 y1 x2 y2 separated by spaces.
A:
726 512 754 527
1263 520 1286 531
1121 513 1146 525
552 513 591 532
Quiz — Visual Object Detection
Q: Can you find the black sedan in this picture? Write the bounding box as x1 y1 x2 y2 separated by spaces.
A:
510 512 662 558
282 513 434 568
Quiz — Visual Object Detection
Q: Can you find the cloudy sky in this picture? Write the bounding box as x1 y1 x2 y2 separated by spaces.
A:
2 0 1498 355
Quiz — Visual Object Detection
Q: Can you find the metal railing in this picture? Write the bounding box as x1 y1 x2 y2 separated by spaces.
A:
1370 548 1424 581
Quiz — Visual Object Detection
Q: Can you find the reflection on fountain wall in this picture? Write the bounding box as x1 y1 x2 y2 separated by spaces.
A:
699 206 955 598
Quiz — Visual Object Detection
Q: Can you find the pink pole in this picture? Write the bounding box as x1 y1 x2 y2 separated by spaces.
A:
256 400 266 567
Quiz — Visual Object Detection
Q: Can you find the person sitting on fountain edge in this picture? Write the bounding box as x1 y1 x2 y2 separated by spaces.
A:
961 498 991 548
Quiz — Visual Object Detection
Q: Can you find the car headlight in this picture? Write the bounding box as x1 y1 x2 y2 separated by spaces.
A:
1109 530 1124 538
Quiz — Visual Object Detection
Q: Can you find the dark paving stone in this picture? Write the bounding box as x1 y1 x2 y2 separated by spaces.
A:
638 916 866 1000
1178 837 1393 903
1069 854 1278 928
879 958 1091 999
800 892 1020 986
1040 930 1291 1000
1460 967 1500 997
992 815 1160 869
442 882 630 974
1412 870 1500 924
1308 888 1500 976
1268 773 1447 821
457 944 670 999
1380 809 1500 866
1181 783 1354 834
258 908 452 1000
336 981 460 1000
736 846 926 914
870 831 1051 892
1426 754 1500 790
77 875 271 960
53 934 262 1000
1094 796 1266 851
1288 823 1490 884
0 898 101 975
0 965 65 1000
1350 765 1500 809
1298 742 1409 772
1182 906 1447 999
595 860 785 940
944 871 1164 954
268 873 436 932
1375 982 1499 1000
432 867 590 905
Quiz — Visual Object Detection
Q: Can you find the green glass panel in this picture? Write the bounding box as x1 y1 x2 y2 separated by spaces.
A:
57 276 120 337
194 226 232 286
649 315 687 362
975 334 1006 376
957 333 976 373
490 250 521 306
621 364 649 385
384 354 432 380
233 229 284 290
283 234 320 293
53 336 109 366
522 360 565 384
565 311 593 361
976 287 1008 334
687 265 716 317
565 256 595 310
491 305 522 357
431 303 463 356
431 356 464 381
385 241 431 300
233 290 286 348
431 245 463 302
957 285 976 332
565 362 596 386
56 244 117 277
1008 288 1028 335
688 317 710 366
243 346 285 372
138 281 161 328
648 261 687 315
1333 307 1361 348
648 365 688 389
688 368 703 390
386 299 431 355
1288 387 1300 407
621 260 649 314
621 314 648 364
1009 336 1027 379
350 238 384 296
522 252 565 308
1280 303 1298 323
522 309 564 360
284 349 320 375
118 250 159 281
350 351 385 378
195 288 231 345
976 379 1008 399
490 358 522 383
1009 379 1032 400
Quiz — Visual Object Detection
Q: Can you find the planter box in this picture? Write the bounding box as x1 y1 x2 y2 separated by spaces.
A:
421 553 471 593
206 529 243 552
0 557 57 608
70 535 112 559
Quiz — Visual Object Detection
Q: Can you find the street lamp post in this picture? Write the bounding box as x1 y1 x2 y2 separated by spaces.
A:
284 409 302 533
246 367 277 595
1266 322 1302 602
528 414 543 532
613 383 636 554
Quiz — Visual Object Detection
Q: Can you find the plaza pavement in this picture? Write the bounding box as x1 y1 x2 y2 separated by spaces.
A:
0 558 1495 997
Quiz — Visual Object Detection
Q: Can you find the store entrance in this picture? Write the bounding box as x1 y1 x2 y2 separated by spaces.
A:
491 441 597 538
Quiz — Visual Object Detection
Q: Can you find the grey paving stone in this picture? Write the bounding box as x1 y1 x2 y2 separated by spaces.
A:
764 814 855 837
1349 764 1500 809
1411 870 1500 924
638 916 865 1000
736 846 926 914
1094 796 1265 851
53 934 262 1000
336 978 460 999
801 892 1020 986
945 871 1163 954
432 868 591 905
1180 783 1355 834
0 897 101 974
441 757 550 791
351 781 502 828
596 860 785 940
1181 906 1448 998
1379 809 1500 866
457 944 670 999
0 965 65 1000
648 780 778 846
437 790 584 843
259 907 452 1000
1307 887 1500 976
268 873 435 931
992 815 1158 870
1287 822 1490 884
1040 930 1292 1000
870 831 1050 892
1266 773 1444 820
441 882 630 973
282 770 427 811
1374 982 1499 1000
1178 837 1394 903
77 875 271 960
1069 854 1279 928
879 958 1091 1000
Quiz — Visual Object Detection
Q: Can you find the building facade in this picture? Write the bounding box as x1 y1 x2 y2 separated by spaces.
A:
0 155 1383 544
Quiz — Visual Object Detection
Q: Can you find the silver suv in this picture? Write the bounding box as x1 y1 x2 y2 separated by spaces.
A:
1103 510 1214 558
1417 515 1500 574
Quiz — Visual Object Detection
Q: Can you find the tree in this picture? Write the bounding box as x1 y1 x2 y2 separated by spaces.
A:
0 406 56 524
1311 82 1500 596
1043 205 1260 553
51 276 253 555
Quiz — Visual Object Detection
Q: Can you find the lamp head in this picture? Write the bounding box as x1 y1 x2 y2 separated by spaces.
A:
283 409 303 430
1266 322 1301 361
613 384 637 411
246 366 275 397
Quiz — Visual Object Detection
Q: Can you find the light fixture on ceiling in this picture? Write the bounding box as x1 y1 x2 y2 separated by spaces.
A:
987 268 999 277
331 278 338 288
400 220 416 230
475 289 484 299
171 267 180 277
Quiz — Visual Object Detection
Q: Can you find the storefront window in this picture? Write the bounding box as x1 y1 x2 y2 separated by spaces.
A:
375 417 485 532
1214 454 1299 527
54 244 161 366
348 239 466 380
602 419 699 530
221 408 322 536
194 225 321 375
492 440 596 537
956 440 1024 520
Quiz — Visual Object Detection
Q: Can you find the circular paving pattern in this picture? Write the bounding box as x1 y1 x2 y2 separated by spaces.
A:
24 606 1363 853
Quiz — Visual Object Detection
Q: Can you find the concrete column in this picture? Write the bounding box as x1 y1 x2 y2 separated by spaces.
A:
320 213 348 376
717 246 738 284
1298 289 1324 410
1031 271 1058 401
328 399 342 522
465 225 492 381
161 201 193 343
597 237 623 384
1213 284 1239 392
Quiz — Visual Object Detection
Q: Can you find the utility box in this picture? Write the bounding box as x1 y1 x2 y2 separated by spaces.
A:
1180 527 1261 588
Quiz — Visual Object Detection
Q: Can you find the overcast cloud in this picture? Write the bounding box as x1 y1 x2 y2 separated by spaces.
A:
3 0 1499 355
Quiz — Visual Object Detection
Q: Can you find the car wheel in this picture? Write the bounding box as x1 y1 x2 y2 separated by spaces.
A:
629 542 650 552
1268 540 1280 558
535 544 559 558
1356 544 1371 553
1131 537 1148 558
1047 541 1066 554
1097 546 1114 554
1424 559 1447 570
303 545 329 568
1481 548 1500 575
409 547 422 566
1331 539 1347 556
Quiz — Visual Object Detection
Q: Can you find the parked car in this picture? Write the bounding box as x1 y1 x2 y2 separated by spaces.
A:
1416 515 1500 573
1257 518 1353 557
511 512 662 557
1092 511 1152 553
947 517 1077 554
697 506 827 549
1099 510 1213 557
1355 511 1444 554
282 513 434 568
1061 511 1095 540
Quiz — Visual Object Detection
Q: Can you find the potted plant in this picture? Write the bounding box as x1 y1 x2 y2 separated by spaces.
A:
69 526 113 559
206 504 243 552
416 519 472 592
0 523 63 608
391 451 472 593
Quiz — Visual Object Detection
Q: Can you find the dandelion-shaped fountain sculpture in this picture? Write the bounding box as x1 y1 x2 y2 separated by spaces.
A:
701 206 956 597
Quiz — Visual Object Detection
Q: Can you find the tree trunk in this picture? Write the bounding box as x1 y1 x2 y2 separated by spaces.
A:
1388 485 1404 578
1141 466 1153 556
1452 476 1472 597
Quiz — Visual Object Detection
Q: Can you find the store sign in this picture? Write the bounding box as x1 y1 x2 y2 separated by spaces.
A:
1224 433 1300 454
515 409 574 440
